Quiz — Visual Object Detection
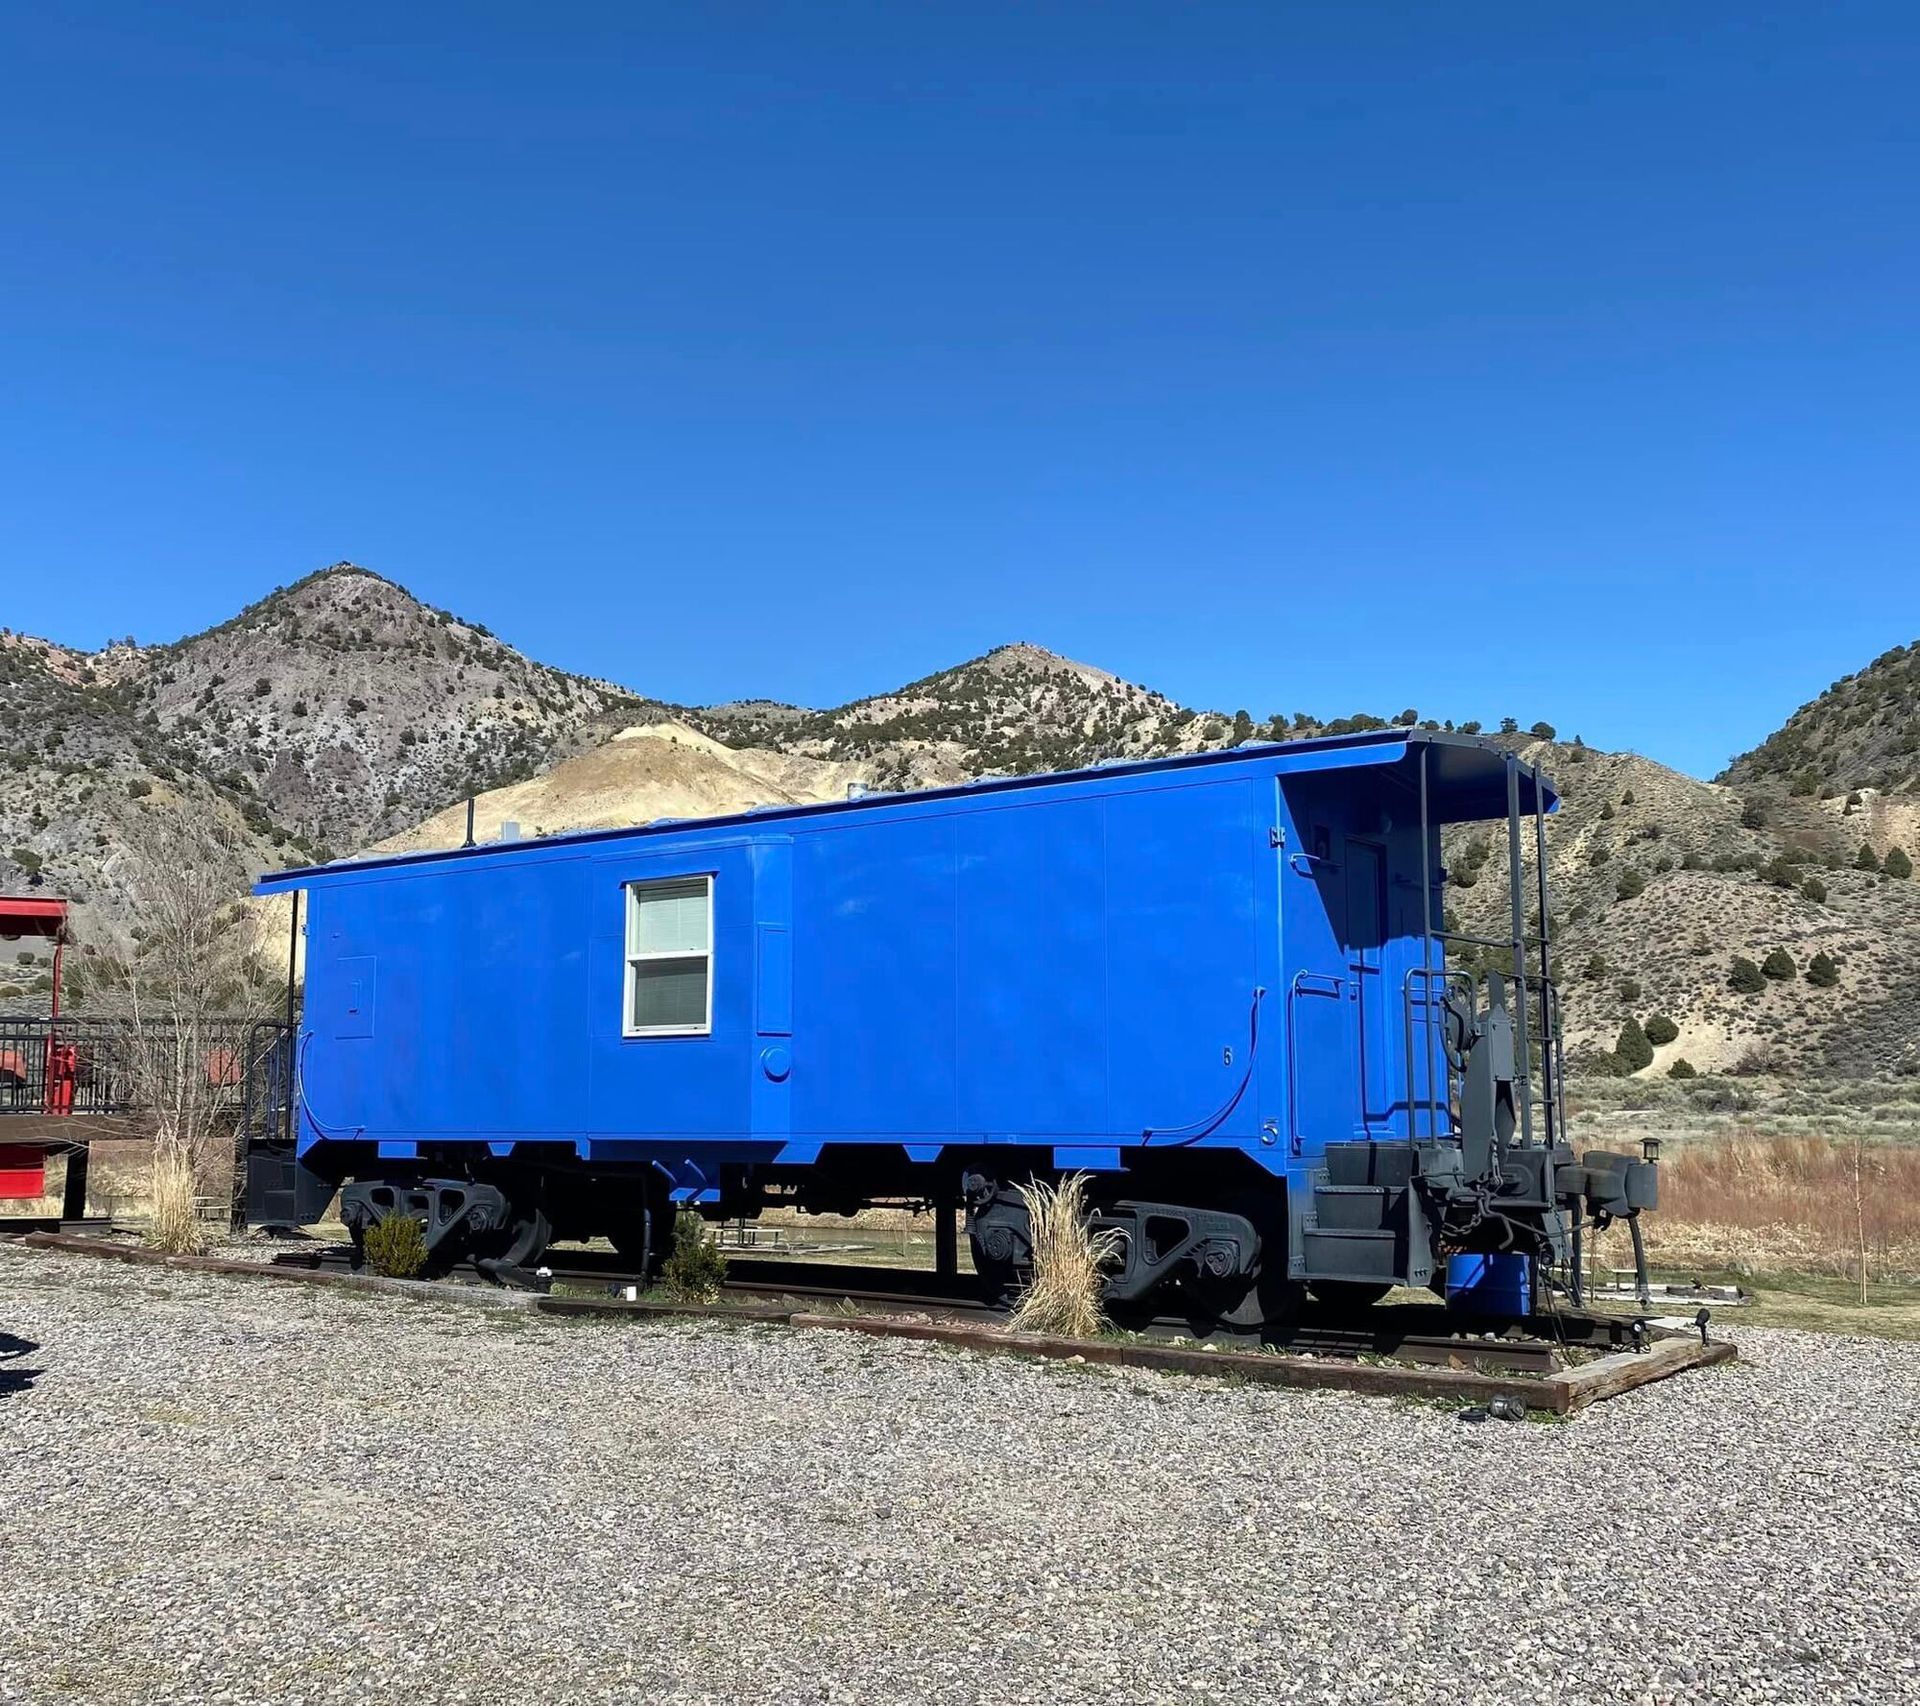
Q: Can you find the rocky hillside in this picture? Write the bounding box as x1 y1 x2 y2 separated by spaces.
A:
693 643 1218 789
0 629 284 1000
378 721 862 854
1722 639 1920 795
1444 739 1920 1081
128 565 648 852
0 565 657 970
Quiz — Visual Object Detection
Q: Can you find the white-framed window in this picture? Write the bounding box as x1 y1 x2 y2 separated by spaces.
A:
623 874 713 1037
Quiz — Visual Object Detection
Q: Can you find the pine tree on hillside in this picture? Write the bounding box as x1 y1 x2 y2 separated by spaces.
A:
1761 948 1797 981
1807 952 1840 988
1802 875 1828 904
1728 956 1766 994
1644 1013 1679 1046
1886 846 1913 879
1668 1058 1698 1079
1856 841 1881 872
1614 1017 1654 1074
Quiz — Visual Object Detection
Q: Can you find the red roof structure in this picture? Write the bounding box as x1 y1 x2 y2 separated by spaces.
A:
0 894 69 940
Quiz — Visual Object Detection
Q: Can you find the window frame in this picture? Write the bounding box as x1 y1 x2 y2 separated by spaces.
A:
621 872 715 1039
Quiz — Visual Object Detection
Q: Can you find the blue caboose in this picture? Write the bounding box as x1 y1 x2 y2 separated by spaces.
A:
248 729 1647 1328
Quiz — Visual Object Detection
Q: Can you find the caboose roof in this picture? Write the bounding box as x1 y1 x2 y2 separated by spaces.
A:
254 728 1557 896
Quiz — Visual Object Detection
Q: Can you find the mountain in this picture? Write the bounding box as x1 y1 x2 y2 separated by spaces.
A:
4 566 1916 1081
690 642 1218 788
129 564 649 853
1722 640 1920 796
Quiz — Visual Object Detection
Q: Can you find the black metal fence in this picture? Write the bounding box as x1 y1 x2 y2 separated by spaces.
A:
0 1015 287 1123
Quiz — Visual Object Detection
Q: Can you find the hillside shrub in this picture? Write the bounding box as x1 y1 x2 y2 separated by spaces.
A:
1802 875 1828 904
1644 1013 1679 1046
1613 1017 1655 1074
1807 952 1840 988
1616 977 1641 1002
1887 846 1914 879
1667 1058 1698 1079
126 777 151 799
1589 848 1611 867
1761 948 1797 982
1856 842 1881 872
1615 869 1646 902
1728 956 1766 994
1740 798 1769 830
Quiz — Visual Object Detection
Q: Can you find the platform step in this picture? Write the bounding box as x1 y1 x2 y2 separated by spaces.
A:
1301 1227 1402 1283
1322 1143 1416 1188
1311 1184 1404 1232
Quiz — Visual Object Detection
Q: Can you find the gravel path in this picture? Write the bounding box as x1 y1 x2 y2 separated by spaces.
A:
0 1246 1914 1706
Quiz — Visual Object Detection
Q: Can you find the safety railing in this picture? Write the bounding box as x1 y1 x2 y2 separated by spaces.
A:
0 1015 278 1120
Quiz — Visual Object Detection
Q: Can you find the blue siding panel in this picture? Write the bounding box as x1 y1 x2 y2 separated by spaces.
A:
955 796 1108 1139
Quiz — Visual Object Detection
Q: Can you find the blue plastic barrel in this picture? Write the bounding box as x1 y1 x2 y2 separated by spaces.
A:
1445 1253 1532 1316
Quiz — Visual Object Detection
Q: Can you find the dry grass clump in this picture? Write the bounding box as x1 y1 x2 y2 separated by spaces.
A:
1627 1131 1920 1285
144 1143 207 1257
1009 1173 1122 1339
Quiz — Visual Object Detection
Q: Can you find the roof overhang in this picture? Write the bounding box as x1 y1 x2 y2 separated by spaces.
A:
0 894 71 940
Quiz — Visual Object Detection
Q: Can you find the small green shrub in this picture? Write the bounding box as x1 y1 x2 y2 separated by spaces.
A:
1801 875 1828 904
1615 869 1646 902
1887 846 1913 880
363 1212 428 1279
1856 842 1880 872
1761 948 1797 982
1667 1058 1698 1079
1807 951 1840 988
1644 1012 1679 1046
662 1213 728 1303
1728 956 1766 994
1616 976 1641 1003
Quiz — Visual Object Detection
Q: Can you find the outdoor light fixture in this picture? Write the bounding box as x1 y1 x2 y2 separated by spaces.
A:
1642 1137 1662 1165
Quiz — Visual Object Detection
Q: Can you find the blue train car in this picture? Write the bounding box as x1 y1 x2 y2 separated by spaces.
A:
248 729 1655 1328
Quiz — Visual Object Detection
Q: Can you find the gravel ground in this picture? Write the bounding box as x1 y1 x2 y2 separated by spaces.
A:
0 1246 1914 1706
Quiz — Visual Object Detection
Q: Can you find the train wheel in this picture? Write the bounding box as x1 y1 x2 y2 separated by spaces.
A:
1308 1279 1393 1309
1217 1268 1305 1341
496 1201 552 1270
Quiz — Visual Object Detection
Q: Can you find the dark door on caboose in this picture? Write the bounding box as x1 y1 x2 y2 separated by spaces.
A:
1343 837 1392 1137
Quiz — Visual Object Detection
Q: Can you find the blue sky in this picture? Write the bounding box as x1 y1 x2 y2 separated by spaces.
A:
4 3 1915 777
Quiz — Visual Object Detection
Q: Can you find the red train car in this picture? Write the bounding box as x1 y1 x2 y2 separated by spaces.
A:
0 893 85 1220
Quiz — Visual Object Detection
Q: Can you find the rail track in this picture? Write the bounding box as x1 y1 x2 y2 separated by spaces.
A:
264 1242 1652 1375
12 1230 1732 1414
